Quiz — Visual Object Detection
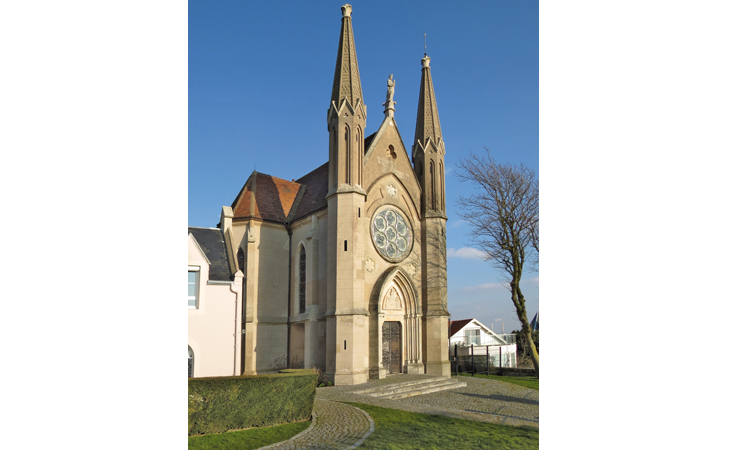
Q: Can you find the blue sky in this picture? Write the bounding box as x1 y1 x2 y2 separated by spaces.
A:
189 0 539 334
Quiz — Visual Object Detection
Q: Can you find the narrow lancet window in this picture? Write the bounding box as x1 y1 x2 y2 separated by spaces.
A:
237 248 245 272
345 127 351 184
299 245 306 313
429 160 436 210
439 161 445 211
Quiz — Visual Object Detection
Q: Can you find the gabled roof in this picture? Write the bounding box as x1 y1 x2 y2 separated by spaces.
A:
530 311 539 332
449 319 474 338
188 227 232 281
449 318 507 344
292 162 329 222
231 172 302 223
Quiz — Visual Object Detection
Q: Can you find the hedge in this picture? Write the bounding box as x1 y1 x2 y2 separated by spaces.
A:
188 369 318 436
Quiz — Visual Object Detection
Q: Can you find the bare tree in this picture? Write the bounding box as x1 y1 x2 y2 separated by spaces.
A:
456 149 539 373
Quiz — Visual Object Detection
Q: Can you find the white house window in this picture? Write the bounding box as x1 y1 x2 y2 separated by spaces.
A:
188 267 200 308
465 329 480 345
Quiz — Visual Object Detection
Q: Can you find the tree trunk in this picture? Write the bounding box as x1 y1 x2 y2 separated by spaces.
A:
512 281 539 376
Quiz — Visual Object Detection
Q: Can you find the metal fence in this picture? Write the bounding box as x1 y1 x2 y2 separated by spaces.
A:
449 343 516 376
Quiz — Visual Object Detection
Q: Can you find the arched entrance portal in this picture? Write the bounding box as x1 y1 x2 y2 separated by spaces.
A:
370 268 424 378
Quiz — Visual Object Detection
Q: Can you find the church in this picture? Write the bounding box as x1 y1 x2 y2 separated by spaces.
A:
188 3 450 386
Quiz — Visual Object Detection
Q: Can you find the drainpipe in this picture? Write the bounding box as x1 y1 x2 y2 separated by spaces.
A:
285 225 293 369
230 276 241 376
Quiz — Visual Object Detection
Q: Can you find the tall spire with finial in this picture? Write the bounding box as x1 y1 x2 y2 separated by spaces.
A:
414 54 443 152
413 53 446 215
330 4 365 111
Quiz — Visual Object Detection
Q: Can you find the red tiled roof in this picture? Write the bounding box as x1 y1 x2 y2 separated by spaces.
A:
232 172 302 223
449 319 474 338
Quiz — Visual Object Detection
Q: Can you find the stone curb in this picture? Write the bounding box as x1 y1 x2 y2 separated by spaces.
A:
257 400 374 450
256 410 317 450
347 404 375 449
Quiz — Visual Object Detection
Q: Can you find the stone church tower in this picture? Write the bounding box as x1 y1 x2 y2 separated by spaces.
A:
325 3 370 386
413 54 450 377
208 4 451 386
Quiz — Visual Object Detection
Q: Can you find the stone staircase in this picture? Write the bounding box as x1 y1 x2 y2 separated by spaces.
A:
352 376 467 400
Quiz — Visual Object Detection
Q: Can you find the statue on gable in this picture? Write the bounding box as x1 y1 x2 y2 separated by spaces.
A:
385 74 395 105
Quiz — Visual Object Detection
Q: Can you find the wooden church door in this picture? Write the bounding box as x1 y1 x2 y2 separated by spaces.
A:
382 321 402 373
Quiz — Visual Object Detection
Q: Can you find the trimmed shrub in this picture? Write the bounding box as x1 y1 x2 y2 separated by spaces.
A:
188 369 318 436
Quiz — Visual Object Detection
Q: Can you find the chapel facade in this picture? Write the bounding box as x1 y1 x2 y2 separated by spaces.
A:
199 4 450 386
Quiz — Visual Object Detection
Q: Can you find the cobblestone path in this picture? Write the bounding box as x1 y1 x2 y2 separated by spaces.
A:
262 375 537 449
259 399 374 450
317 375 539 428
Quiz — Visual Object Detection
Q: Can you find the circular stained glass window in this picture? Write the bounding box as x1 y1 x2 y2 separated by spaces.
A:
372 208 413 261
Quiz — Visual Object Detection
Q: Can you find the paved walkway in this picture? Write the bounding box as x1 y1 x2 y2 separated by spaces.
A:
261 374 537 449
319 375 539 428
259 400 374 450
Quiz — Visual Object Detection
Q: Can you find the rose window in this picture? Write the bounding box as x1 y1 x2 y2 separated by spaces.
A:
372 208 412 261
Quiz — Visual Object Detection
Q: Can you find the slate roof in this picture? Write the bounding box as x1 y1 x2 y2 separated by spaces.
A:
188 227 233 281
364 132 376 154
291 162 329 222
449 319 474 338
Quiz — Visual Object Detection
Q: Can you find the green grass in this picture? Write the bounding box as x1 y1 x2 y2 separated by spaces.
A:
348 402 538 450
187 419 311 450
456 374 539 390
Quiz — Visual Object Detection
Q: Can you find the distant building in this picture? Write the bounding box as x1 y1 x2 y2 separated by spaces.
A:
187 4 450 385
530 311 539 332
449 318 517 367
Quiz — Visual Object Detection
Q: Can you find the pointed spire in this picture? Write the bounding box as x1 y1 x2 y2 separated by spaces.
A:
330 4 364 111
414 55 442 149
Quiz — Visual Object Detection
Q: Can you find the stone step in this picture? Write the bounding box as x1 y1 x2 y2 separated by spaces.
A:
351 376 447 395
353 377 466 399
365 378 461 397
376 381 468 400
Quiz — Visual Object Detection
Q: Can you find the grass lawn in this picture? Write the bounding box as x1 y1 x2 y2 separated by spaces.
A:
456 374 539 391
348 402 538 450
188 419 311 450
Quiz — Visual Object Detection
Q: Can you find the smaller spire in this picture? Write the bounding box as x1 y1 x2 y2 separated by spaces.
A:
414 54 442 150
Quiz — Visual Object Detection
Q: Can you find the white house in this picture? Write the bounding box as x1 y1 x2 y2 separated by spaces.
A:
188 227 244 378
449 318 517 368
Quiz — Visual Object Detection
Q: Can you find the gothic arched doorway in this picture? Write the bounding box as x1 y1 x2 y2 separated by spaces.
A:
370 268 423 378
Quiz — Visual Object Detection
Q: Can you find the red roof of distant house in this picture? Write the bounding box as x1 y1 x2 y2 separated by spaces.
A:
449 319 474 338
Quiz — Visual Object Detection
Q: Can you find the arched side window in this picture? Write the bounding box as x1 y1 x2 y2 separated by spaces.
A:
188 346 194 378
439 161 445 211
345 126 351 185
299 245 306 314
429 160 436 210
237 248 245 272
330 128 337 187
357 127 362 185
